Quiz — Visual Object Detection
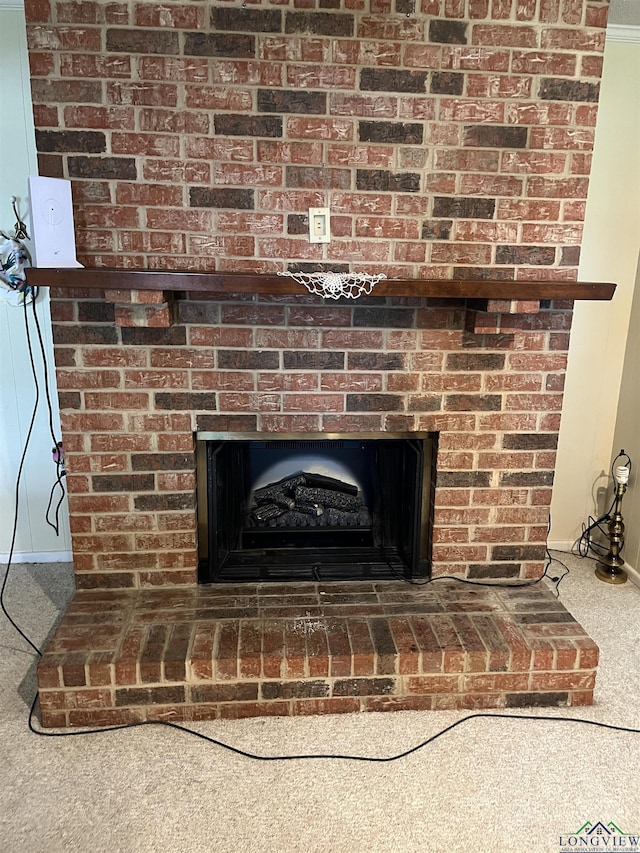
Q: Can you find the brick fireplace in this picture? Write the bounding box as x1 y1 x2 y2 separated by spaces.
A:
31 279 603 725
23 0 611 724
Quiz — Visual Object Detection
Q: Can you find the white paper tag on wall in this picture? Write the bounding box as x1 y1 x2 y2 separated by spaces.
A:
28 176 83 268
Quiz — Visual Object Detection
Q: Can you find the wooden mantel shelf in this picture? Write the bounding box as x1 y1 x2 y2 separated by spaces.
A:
25 267 616 302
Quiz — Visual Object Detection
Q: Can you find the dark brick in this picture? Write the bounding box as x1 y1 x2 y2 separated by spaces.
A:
407 395 443 412
288 262 349 275
121 326 186 346
92 474 155 492
333 677 396 696
78 302 115 323
219 350 280 370
115 686 186 706
131 453 193 472
422 220 453 240
431 72 464 95
197 415 258 432
191 683 258 703
287 214 308 235
468 563 522 579
213 6 282 32
496 246 556 265
262 680 330 699
140 624 167 682
67 157 137 180
76 572 135 589
283 351 344 370
395 0 414 11
429 19 467 43
37 154 64 178
189 187 254 209
359 122 423 145
455 267 515 281
445 394 502 411
546 374 565 392
285 11 354 36
106 28 178 55
500 471 554 487
164 623 192 682
539 78 600 102
353 307 414 328
155 392 216 411
134 493 195 511
464 125 528 148
36 130 106 154
491 544 547 561
446 353 505 371
346 394 403 412
184 32 255 58
258 90 326 114
214 114 282 138
437 471 491 488
58 392 82 409
357 169 421 192
505 692 569 708
515 612 577 626
31 80 101 104
176 302 220 325
286 166 351 190
503 434 558 450
348 352 406 370
433 197 496 219
320 0 341 7
561 246 580 266
360 68 427 94
52 324 119 345
369 619 398 674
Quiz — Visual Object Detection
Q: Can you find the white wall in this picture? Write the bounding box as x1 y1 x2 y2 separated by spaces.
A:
550 34 640 550
610 257 640 572
0 4 71 562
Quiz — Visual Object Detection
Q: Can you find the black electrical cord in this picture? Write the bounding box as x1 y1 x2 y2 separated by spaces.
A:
30 290 66 536
0 295 43 658
575 450 632 561
386 517 568 597
26 691 640 758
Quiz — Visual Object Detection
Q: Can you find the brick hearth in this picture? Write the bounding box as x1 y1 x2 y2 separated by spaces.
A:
37 579 598 727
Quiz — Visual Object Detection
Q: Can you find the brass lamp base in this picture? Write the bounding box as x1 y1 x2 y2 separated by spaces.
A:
595 563 628 584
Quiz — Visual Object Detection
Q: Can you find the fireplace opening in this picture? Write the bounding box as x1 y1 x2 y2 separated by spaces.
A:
196 432 437 583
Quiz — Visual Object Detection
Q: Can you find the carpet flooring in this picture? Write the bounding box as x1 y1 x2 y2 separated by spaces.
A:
1 552 639 853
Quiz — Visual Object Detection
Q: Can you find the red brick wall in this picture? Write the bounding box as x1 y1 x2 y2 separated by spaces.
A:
25 0 608 279
27 0 606 588
51 287 571 589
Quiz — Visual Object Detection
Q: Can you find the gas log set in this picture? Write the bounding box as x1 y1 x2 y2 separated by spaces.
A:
249 472 372 530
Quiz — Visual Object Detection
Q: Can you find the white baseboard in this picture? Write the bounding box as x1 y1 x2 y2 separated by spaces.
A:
547 541 640 590
547 540 576 553
0 551 73 565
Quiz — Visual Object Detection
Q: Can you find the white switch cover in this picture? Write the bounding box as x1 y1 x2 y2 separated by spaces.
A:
309 207 330 244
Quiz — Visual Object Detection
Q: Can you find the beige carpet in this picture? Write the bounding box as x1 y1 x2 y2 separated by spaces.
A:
1 553 639 853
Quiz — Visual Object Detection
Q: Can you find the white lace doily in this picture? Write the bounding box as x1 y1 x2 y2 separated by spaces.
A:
278 270 386 300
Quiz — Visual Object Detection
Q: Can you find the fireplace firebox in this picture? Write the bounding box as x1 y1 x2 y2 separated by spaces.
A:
196 432 436 583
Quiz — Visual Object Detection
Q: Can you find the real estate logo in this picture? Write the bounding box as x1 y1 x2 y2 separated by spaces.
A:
560 822 640 850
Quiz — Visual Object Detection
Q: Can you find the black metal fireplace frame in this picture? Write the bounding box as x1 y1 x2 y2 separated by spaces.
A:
196 432 437 584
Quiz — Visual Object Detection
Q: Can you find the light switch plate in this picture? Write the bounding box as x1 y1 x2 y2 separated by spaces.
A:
309 207 330 244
